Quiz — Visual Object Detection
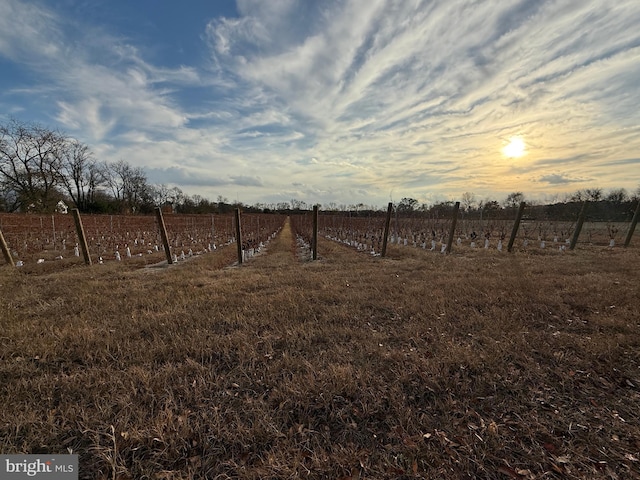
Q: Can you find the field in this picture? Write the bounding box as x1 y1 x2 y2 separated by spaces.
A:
0 212 284 272
1 217 639 479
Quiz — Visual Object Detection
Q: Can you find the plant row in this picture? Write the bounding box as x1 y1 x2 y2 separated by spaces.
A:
0 212 285 267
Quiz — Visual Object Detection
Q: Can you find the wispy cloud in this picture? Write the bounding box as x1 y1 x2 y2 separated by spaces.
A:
203 1 640 200
1 0 639 206
0 0 198 141
537 173 592 185
144 165 264 188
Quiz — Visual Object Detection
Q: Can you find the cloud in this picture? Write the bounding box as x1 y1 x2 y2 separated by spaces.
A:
595 158 640 167
146 167 263 189
537 174 591 185
146 166 227 187
0 0 197 142
0 0 63 62
2 0 640 206
229 175 263 187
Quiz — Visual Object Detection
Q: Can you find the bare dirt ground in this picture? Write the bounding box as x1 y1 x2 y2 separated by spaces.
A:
1 218 639 479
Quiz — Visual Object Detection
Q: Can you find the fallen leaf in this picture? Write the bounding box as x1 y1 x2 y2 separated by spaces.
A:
402 436 418 448
497 465 520 478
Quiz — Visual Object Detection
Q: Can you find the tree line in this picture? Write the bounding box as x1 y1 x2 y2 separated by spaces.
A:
0 118 241 214
394 188 639 222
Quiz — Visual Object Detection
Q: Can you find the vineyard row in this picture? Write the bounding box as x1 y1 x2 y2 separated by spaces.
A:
291 201 640 257
0 210 285 268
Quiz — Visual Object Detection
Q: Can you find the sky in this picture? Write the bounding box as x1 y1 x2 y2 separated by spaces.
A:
1 0 639 208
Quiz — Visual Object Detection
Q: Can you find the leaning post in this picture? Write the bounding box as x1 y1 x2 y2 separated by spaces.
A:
381 202 393 257
155 207 173 264
0 228 15 267
312 205 319 260
72 209 92 266
569 201 588 251
624 200 640 248
507 202 526 252
234 208 243 264
445 202 460 254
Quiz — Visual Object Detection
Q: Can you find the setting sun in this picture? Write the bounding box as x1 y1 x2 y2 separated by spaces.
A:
502 136 526 158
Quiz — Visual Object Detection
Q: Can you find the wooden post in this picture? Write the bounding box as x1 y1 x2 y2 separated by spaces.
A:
52 215 56 245
312 205 319 260
445 202 460 254
381 202 393 257
72 209 92 266
234 208 243 264
155 207 173 264
624 200 640 248
0 228 15 267
569 201 588 251
507 202 526 252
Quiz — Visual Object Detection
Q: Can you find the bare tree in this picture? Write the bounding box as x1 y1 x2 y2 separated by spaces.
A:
103 159 151 213
571 188 603 203
504 192 525 209
149 183 174 207
0 118 66 211
606 188 628 204
585 188 603 202
103 160 125 203
397 197 418 213
290 198 306 211
57 139 104 211
461 192 476 212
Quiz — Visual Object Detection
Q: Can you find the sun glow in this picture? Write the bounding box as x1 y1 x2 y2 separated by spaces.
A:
502 136 526 158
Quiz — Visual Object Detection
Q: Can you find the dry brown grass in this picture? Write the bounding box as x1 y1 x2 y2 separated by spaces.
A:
1 219 639 479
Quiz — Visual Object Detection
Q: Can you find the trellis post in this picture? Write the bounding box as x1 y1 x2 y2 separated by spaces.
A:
155 207 173 264
72 209 92 266
312 205 319 260
624 200 640 248
508 202 526 252
381 202 393 257
0 228 14 267
234 208 243 264
569 201 588 250
445 202 460 254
